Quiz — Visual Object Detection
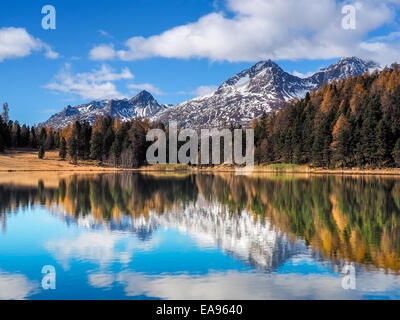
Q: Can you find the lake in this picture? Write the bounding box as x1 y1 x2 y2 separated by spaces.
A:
0 172 399 300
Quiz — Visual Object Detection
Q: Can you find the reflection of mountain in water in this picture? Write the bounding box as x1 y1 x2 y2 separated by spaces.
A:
1 172 400 272
50 204 159 242
153 196 306 271
49 193 306 272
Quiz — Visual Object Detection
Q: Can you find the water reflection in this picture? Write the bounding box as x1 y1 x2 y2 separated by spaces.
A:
0 270 38 300
1 172 400 299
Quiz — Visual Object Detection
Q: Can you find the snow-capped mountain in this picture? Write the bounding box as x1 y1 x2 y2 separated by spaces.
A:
308 56 380 86
153 57 379 129
42 57 379 129
40 90 166 129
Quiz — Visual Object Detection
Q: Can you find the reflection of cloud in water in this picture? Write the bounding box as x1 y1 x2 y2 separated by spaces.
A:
115 259 400 300
88 272 115 289
45 231 159 270
0 270 38 300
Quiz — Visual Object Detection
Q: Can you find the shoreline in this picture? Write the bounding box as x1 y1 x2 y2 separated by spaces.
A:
1 149 400 176
3 166 400 177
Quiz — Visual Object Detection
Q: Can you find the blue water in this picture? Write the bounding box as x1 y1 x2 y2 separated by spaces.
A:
0 173 400 300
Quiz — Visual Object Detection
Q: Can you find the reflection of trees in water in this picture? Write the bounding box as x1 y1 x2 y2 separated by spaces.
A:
1 173 400 271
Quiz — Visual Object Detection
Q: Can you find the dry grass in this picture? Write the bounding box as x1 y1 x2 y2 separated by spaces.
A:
1 149 400 176
0 149 118 172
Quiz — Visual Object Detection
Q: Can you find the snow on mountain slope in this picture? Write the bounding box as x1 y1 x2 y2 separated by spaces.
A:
153 57 380 129
40 91 166 129
42 57 380 130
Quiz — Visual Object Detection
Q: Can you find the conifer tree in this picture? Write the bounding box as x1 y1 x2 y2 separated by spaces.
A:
103 126 115 158
59 137 67 160
20 125 30 147
68 137 78 164
30 127 38 148
90 131 103 162
128 120 147 168
376 118 391 167
11 121 21 147
2 103 9 124
393 139 400 167
38 144 45 159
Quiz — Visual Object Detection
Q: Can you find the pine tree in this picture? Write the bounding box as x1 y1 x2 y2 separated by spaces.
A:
376 118 391 167
39 127 47 147
11 121 21 147
45 129 54 150
78 121 91 160
38 144 45 159
20 125 30 147
312 114 333 168
68 137 78 164
90 131 103 161
360 96 381 167
128 120 147 168
335 129 351 167
2 103 9 123
0 119 4 152
54 131 60 149
103 126 115 158
29 127 38 148
59 137 67 160
393 139 400 168
0 134 4 152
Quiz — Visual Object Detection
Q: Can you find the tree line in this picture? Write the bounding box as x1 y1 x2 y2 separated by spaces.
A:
0 102 43 152
0 102 153 167
252 64 400 168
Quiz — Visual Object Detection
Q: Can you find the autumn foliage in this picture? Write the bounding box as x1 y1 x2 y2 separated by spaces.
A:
253 64 400 168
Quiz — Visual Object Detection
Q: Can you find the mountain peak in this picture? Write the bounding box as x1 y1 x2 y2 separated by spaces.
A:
134 90 152 98
218 59 284 92
42 56 383 130
310 57 380 85
40 91 163 129
252 59 280 71
154 56 382 130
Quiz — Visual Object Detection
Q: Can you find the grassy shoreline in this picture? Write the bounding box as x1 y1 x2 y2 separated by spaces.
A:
2 149 400 176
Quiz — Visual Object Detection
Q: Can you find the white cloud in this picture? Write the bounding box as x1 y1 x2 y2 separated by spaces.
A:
128 83 164 95
0 27 58 62
292 70 317 79
98 29 113 38
191 85 218 96
89 44 116 60
89 0 400 65
44 63 134 100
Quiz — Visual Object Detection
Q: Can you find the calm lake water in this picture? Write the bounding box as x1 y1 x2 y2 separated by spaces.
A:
0 172 400 300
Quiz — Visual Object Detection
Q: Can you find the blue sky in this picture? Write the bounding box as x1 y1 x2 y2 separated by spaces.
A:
0 0 399 125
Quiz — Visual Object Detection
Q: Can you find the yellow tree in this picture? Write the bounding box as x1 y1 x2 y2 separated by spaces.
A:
350 82 367 116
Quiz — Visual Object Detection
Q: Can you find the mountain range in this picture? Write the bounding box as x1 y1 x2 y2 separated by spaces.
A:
41 57 380 129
